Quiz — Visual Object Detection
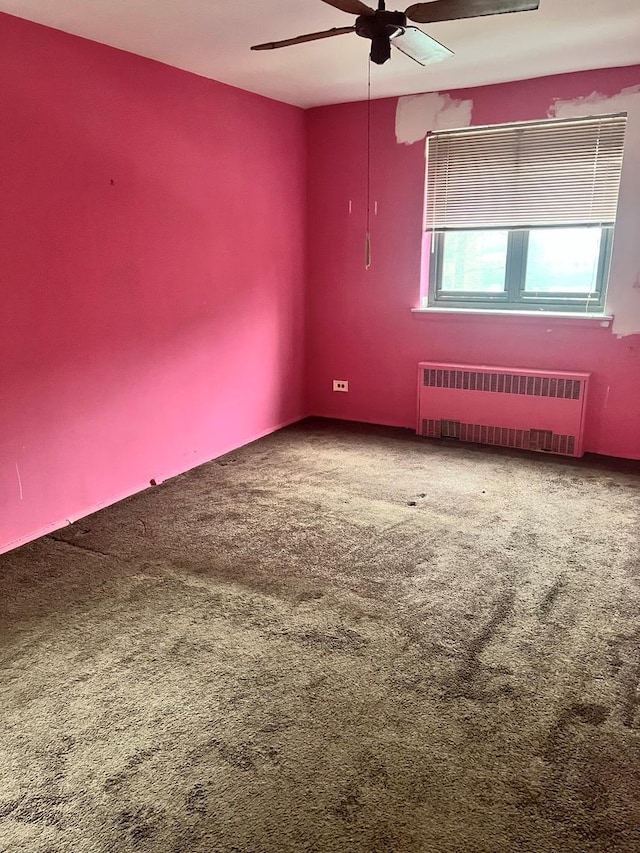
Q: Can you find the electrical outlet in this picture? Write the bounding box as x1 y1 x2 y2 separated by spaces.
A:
333 380 349 393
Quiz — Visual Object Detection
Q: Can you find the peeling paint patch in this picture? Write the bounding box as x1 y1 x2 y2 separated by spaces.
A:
549 85 640 120
395 92 473 145
550 86 640 338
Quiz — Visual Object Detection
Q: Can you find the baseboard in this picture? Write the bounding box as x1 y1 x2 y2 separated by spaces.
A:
303 413 412 431
302 415 640 469
1 412 309 556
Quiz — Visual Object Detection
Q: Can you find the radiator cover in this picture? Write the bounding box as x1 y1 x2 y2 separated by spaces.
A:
417 362 590 457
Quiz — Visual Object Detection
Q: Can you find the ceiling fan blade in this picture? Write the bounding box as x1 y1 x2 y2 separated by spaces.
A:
320 0 376 16
405 0 539 24
392 27 454 66
251 26 355 51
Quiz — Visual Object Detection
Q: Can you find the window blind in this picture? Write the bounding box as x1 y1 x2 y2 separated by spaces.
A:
425 114 627 231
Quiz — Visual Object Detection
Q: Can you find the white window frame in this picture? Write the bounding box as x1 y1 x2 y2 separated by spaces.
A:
423 114 627 313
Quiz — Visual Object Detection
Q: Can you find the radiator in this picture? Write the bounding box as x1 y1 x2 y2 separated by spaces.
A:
417 362 590 457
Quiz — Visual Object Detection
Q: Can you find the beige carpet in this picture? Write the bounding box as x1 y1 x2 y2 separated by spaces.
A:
1 418 640 852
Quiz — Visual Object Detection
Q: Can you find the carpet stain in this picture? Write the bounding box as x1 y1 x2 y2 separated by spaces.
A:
104 746 162 793
117 807 159 844
184 783 208 816
445 587 516 699
279 626 369 652
538 575 567 617
1 795 69 828
620 645 640 728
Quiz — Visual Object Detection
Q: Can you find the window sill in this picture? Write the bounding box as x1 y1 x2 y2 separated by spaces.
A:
412 307 613 327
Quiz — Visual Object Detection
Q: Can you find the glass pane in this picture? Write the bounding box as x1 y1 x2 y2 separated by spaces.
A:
440 231 508 293
525 227 603 293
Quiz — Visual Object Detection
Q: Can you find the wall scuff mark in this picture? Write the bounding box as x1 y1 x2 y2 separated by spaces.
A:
395 92 473 145
15 463 23 501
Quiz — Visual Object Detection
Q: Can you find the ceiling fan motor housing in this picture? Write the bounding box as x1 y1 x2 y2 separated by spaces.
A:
355 10 407 64
355 10 406 40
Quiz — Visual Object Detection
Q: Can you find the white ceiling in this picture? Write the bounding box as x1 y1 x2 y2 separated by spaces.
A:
2 0 640 108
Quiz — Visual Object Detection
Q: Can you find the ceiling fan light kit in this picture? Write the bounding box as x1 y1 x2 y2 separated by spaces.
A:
251 0 540 67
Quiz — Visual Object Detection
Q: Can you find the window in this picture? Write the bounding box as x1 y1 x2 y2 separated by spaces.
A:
424 114 627 312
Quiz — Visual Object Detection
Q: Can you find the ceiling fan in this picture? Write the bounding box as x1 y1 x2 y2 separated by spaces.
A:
251 0 540 67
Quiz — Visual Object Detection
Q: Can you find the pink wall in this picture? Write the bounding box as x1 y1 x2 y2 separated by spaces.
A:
306 67 640 460
0 13 307 553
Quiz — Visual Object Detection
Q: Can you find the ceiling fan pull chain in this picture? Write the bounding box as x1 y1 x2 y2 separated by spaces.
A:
365 55 372 270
